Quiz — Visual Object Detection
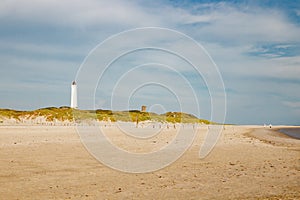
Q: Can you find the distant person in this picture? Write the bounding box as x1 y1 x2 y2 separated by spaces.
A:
136 117 139 128
269 124 272 128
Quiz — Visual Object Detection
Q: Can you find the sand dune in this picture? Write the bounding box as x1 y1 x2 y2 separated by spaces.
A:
0 125 299 199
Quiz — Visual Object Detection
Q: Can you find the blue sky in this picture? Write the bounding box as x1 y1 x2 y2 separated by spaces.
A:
0 0 300 125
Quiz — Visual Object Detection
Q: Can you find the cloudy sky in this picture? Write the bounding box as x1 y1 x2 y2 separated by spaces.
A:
0 0 299 125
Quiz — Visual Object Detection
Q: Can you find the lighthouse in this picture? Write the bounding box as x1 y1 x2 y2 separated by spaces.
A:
71 81 78 108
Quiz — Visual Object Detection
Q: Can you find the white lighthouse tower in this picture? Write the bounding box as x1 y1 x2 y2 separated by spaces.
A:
71 81 78 109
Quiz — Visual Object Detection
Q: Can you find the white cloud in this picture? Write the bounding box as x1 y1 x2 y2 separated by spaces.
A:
191 5 300 43
0 40 86 58
283 101 300 108
2 1 299 44
0 0 163 28
274 44 295 49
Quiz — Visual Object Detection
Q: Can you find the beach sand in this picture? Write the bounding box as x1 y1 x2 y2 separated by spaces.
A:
0 125 299 199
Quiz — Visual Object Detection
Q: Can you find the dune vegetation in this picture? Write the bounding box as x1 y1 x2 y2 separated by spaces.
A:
0 107 213 124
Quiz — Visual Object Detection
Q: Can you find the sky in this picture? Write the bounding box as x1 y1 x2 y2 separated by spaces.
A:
0 0 300 125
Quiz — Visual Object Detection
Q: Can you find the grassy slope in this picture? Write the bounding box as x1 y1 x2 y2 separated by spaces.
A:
0 107 213 124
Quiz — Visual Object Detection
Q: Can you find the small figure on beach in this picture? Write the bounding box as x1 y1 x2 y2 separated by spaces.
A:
136 116 139 128
269 124 272 128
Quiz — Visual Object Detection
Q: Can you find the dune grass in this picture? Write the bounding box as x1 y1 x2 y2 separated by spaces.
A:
0 107 213 124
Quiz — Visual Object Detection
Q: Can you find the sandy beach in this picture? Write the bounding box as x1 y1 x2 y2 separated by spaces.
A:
0 125 299 199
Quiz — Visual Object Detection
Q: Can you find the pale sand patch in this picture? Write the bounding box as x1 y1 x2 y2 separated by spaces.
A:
0 125 299 199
